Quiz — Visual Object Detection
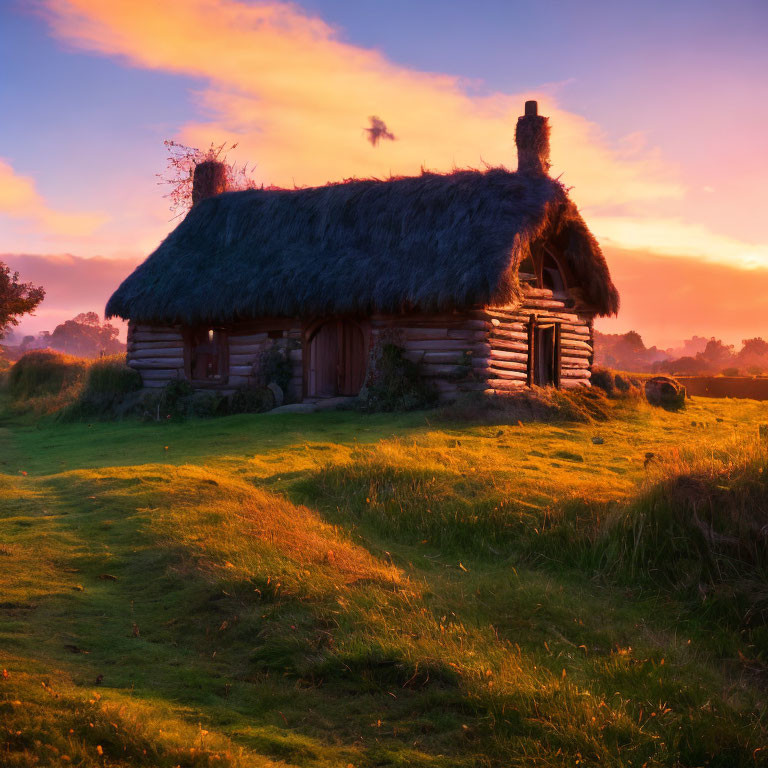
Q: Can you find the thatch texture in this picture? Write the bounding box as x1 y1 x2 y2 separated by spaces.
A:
107 168 618 325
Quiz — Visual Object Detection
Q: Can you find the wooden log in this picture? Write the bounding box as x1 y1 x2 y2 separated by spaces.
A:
560 324 590 336
288 349 302 361
487 320 528 332
560 357 590 369
139 369 180 380
485 368 527 381
477 358 528 373
488 329 529 343
226 342 265 354
560 339 593 352
402 328 450 340
472 308 526 320
228 339 267 350
475 349 529 364
227 375 250 387
402 339 478 351
486 378 526 391
229 365 254 377
521 287 556 299
129 358 184 369
487 339 528 353
560 369 591 379
131 332 183 343
520 298 568 311
465 319 493 330
130 347 184 359
133 325 180 334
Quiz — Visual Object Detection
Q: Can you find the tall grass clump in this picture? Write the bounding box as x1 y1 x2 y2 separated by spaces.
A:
444 385 613 425
590 367 645 400
6 350 88 414
596 437 768 627
62 354 142 420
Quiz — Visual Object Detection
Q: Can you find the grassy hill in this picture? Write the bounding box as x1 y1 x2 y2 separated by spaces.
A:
1 396 767 766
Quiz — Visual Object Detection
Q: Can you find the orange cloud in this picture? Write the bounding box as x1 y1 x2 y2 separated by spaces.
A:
42 0 680 210
40 0 766 276
596 247 768 347
0 158 106 236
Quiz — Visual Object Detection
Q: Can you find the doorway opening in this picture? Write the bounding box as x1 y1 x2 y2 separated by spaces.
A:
530 321 561 387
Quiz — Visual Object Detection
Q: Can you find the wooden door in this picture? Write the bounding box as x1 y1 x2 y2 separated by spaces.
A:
338 321 366 396
308 320 367 398
309 321 339 397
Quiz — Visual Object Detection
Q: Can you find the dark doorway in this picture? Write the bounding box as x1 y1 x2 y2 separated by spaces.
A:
533 323 561 387
307 320 367 398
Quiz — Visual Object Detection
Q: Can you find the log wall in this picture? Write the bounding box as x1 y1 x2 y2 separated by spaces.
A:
369 313 489 402
126 320 303 399
126 290 594 403
473 288 594 395
126 323 185 388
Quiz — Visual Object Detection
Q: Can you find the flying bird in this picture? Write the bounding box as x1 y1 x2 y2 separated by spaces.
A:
366 116 396 146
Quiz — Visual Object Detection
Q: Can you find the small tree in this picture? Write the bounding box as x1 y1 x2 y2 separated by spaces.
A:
0 263 45 340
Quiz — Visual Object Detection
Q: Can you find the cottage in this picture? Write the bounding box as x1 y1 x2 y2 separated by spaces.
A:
106 102 618 403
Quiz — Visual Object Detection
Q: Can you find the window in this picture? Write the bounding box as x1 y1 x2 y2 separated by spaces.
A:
186 328 228 382
518 253 538 285
519 248 567 292
541 252 565 292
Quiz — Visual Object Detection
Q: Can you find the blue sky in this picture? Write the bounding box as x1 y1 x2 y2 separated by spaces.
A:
1 0 767 344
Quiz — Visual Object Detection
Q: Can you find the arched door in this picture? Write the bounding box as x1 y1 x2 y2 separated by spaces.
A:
308 320 367 398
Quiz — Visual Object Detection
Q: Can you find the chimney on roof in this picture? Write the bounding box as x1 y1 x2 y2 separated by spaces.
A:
515 100 550 176
192 160 229 206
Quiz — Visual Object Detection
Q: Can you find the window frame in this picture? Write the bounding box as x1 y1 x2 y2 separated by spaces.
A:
527 317 562 387
519 246 569 294
184 326 230 385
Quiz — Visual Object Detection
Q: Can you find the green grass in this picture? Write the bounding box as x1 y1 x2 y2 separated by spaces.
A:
1 395 768 766
4 351 140 420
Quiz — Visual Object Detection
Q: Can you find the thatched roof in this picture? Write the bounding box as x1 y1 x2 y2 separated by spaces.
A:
106 168 618 324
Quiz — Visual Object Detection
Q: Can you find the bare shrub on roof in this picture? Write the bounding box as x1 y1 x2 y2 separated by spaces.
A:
158 140 257 217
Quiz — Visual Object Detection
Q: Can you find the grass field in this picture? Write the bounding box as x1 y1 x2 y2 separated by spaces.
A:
1 395 768 766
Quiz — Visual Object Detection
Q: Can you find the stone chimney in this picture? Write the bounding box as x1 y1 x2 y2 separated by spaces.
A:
515 100 550 176
192 160 229 206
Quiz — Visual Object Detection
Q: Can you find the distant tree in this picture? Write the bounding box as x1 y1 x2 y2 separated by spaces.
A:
653 355 708 375
736 337 768 374
698 338 735 369
158 140 257 217
48 312 125 358
739 337 768 358
666 336 709 359
0 262 45 340
593 330 666 372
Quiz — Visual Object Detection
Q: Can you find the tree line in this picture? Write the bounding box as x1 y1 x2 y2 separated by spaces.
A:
595 331 768 376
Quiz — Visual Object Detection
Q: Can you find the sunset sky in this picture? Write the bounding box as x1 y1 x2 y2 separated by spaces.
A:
1 0 766 347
